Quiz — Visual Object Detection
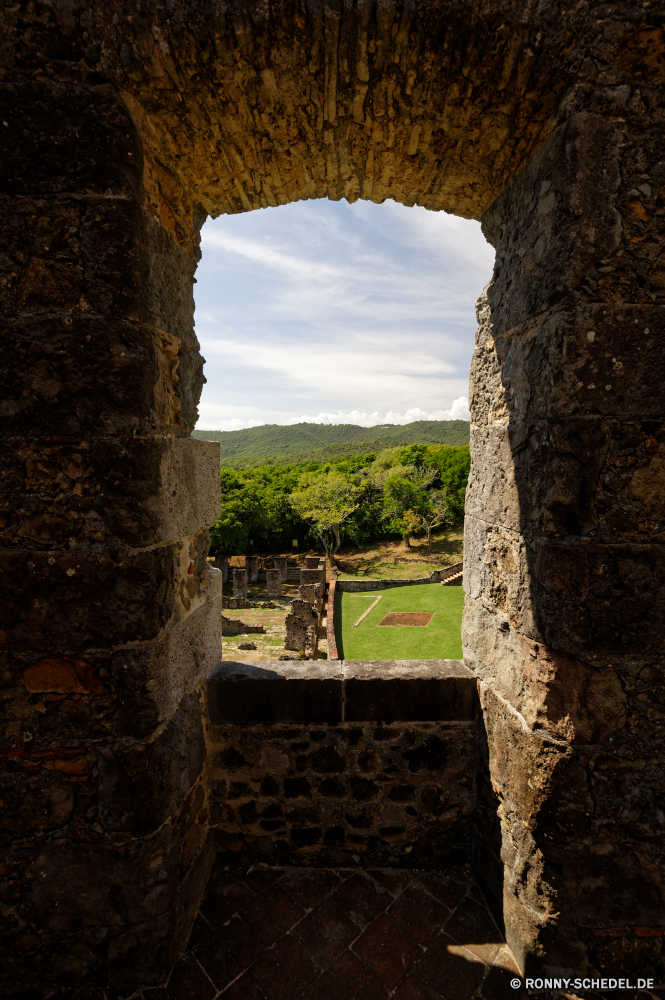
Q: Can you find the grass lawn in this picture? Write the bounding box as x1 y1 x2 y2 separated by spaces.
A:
335 527 463 580
335 583 464 660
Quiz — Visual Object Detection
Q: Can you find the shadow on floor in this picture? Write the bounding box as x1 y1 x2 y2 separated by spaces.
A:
2 864 659 1000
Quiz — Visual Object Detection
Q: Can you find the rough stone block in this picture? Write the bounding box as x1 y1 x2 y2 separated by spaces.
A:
274 556 288 582
0 587 222 742
462 598 629 744
301 567 326 587
0 314 204 437
482 113 622 336
342 660 477 723
464 513 665 657
96 692 206 838
266 568 281 598
0 435 220 550
246 555 258 582
0 531 219 655
0 81 143 198
215 554 228 581
489 303 665 425
207 661 343 724
233 567 247 599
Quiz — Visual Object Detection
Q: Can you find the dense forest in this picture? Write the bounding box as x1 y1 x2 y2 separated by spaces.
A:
209 443 471 559
193 419 470 467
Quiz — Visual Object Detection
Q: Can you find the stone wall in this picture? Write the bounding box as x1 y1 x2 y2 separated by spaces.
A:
336 565 462 592
221 617 265 637
1 0 663 985
465 110 665 976
206 660 477 867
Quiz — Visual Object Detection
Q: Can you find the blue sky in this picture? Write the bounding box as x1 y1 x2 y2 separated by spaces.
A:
193 198 495 431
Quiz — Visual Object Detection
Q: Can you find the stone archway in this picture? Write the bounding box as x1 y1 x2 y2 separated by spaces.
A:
1 0 663 986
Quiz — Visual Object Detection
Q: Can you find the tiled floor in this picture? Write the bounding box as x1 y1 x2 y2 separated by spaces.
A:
4 864 661 1000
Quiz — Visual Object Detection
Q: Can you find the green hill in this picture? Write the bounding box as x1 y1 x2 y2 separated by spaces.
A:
192 420 470 467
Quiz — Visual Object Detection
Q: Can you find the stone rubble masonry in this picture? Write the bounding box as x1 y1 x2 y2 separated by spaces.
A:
221 616 265 637
266 568 282 599
206 659 477 867
464 108 665 975
274 556 288 583
233 567 248 600
214 555 228 582
1 0 664 987
284 600 319 655
300 566 326 588
0 73 220 989
246 555 259 583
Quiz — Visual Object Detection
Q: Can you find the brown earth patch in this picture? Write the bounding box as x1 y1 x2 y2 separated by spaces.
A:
378 613 434 627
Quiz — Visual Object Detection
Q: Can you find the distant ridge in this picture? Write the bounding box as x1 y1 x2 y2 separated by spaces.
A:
192 419 470 467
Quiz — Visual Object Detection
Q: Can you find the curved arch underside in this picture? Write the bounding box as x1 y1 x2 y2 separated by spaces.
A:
11 0 647 245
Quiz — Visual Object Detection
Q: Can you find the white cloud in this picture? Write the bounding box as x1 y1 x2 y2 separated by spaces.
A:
194 199 493 429
197 397 470 431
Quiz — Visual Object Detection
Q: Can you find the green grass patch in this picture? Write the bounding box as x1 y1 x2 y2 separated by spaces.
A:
335 583 464 660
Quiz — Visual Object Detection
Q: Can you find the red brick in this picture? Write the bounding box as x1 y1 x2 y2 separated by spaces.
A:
391 975 445 1000
353 913 422 989
417 932 485 1000
388 884 450 946
330 951 389 998
331 873 391 928
442 898 504 965
294 898 359 968
200 876 254 930
194 914 263 993
281 869 342 909
143 954 214 1000
251 934 320 1000
240 884 305 946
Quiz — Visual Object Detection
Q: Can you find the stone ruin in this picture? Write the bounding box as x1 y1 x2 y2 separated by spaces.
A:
285 560 327 656
220 617 265 637
1 0 663 987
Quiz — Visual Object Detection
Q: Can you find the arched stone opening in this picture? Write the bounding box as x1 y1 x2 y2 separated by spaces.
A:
1 0 663 987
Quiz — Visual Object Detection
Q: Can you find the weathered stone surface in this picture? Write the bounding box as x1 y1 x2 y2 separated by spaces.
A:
266 568 281 598
274 556 288 583
1 0 664 986
464 514 665 656
0 436 219 549
208 718 477 868
96 693 205 839
221 616 264 636
0 530 218 654
233 567 248 599
0 81 142 198
0 314 205 438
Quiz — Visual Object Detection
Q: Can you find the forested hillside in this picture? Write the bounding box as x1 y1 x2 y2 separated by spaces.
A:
209 443 470 557
193 419 469 467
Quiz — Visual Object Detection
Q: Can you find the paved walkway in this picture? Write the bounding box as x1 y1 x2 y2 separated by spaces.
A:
6 864 659 1000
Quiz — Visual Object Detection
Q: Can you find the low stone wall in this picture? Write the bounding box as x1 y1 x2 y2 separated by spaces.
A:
205 659 478 867
336 563 462 593
221 616 265 636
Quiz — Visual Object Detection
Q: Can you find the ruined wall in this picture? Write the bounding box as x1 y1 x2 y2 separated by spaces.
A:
0 0 663 986
210 720 476 868
0 81 222 988
206 659 478 867
464 109 665 977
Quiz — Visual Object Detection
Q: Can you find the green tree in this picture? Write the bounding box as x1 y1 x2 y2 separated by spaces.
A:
290 470 362 564
382 467 436 548
401 489 454 554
